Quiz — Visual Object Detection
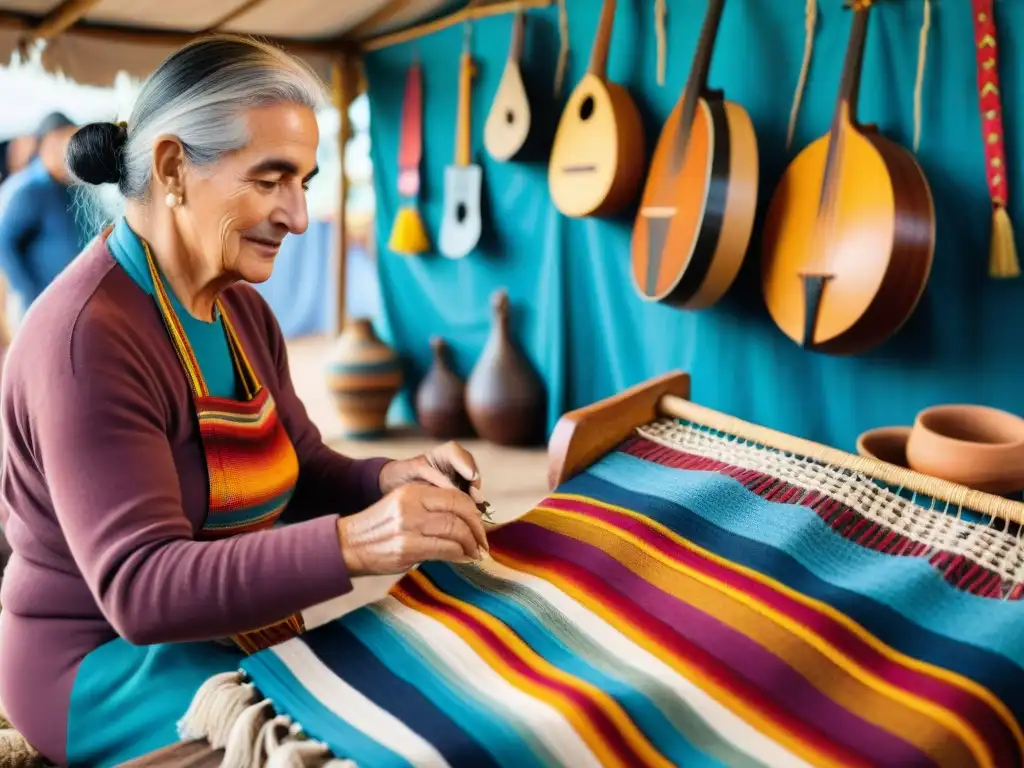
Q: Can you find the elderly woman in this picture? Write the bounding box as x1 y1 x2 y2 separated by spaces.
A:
0 35 490 768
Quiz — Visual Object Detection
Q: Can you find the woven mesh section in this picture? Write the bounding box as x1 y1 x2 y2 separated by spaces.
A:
635 418 1024 586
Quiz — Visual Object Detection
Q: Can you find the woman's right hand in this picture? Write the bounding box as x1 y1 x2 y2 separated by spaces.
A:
336 483 490 577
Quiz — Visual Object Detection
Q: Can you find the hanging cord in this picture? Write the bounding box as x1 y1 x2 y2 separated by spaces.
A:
554 0 569 96
655 0 667 86
786 0 817 150
912 0 931 152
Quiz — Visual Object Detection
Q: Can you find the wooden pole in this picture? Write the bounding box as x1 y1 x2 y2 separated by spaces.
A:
331 53 359 335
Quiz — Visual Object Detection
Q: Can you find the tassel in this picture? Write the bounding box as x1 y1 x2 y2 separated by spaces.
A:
177 670 251 742
387 205 430 255
989 204 1021 278
265 739 334 768
219 698 274 768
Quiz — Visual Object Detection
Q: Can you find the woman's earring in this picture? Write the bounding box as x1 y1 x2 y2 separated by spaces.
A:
165 192 181 209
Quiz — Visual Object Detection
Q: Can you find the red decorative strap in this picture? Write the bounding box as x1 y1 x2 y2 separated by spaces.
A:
972 0 1008 208
397 61 423 199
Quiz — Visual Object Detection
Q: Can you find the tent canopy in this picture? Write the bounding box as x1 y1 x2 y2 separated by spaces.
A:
0 0 462 86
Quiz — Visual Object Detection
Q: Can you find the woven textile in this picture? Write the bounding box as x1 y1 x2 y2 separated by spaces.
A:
184 418 1024 767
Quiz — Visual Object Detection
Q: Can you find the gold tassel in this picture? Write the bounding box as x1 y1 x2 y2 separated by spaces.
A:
388 205 431 255
912 0 931 152
786 0 816 150
989 204 1021 278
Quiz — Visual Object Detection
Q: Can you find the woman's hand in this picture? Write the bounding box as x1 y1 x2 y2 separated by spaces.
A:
378 441 484 504
337 483 490 577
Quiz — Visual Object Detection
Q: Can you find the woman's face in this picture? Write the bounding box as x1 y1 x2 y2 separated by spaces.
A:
173 102 319 284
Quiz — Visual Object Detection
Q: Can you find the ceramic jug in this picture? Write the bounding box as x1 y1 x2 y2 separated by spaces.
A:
326 318 403 438
465 289 546 446
415 337 474 439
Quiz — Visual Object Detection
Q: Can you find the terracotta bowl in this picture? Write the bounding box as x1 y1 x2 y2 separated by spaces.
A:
856 426 911 468
905 404 1024 494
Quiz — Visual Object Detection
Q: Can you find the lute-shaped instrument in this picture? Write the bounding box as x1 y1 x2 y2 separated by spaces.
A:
630 0 759 309
547 0 645 218
761 0 935 355
484 11 532 162
439 27 483 259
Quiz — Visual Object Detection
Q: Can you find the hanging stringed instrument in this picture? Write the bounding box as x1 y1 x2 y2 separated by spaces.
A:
484 11 532 162
439 27 482 259
630 0 759 309
547 0 645 218
761 0 935 355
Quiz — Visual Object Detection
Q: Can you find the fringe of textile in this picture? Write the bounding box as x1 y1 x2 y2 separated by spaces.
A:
177 670 357 768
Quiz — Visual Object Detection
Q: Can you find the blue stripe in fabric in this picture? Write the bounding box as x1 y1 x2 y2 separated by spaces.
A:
560 460 1024 718
418 562 718 768
302 621 501 768
343 606 552 768
201 489 293 528
240 649 412 768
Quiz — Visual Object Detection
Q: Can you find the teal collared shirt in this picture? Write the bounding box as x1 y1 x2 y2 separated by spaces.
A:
107 218 239 398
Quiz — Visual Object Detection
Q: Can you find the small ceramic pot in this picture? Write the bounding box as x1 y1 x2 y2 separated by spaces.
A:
856 426 911 468
905 404 1024 494
325 318 403 439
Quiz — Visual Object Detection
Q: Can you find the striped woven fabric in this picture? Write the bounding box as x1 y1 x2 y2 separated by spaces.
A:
186 418 1024 767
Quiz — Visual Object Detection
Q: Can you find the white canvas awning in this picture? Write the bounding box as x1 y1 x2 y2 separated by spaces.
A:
0 0 462 86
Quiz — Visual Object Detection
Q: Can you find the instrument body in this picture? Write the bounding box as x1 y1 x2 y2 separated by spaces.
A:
761 0 935 354
547 0 645 218
439 46 483 259
484 11 531 162
631 0 759 309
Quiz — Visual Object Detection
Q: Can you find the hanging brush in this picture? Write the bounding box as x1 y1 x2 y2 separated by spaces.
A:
388 59 431 255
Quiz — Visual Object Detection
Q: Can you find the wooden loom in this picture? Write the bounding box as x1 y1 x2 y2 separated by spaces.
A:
547 370 1024 523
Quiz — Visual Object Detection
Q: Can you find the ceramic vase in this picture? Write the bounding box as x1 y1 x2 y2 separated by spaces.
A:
326 318 403 439
415 337 474 439
465 289 546 446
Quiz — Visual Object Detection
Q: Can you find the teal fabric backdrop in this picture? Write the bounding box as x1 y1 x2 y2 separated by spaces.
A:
364 0 1024 452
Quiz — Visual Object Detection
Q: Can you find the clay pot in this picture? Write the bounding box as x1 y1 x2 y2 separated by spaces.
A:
905 404 1024 494
465 289 546 446
326 318 403 438
856 426 911 468
415 337 474 439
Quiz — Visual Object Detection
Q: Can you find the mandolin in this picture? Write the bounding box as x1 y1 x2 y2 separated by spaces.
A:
484 11 532 162
547 0 645 218
631 0 759 309
760 0 935 355
439 31 482 259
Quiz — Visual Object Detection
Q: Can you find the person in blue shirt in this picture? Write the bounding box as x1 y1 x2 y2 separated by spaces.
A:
0 112 86 317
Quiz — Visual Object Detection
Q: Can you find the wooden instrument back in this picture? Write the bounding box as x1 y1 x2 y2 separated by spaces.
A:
547 0 645 218
484 11 531 162
630 0 759 309
761 0 935 355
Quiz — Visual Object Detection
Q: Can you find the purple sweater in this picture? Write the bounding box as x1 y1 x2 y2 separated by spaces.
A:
0 237 389 764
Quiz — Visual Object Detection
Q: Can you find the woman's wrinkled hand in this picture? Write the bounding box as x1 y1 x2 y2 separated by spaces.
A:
378 441 485 505
337 482 490 577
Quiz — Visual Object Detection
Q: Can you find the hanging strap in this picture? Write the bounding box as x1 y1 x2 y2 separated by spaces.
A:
141 239 261 399
786 0 817 150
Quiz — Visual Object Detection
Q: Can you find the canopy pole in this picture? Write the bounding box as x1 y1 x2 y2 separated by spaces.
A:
331 52 359 336
358 0 554 52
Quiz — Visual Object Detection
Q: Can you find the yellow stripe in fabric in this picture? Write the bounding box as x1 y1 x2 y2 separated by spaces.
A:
490 548 846 768
140 239 208 398
530 506 981 768
396 570 675 768
548 491 1024 759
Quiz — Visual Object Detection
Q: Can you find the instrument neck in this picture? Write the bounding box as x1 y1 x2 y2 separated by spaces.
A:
587 0 617 77
683 0 726 102
833 5 871 128
455 52 474 165
508 11 525 62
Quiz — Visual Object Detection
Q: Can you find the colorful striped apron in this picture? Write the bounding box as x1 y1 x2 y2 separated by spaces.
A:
141 239 305 654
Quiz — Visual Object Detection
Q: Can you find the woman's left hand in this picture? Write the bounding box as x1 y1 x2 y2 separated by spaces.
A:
378 441 485 505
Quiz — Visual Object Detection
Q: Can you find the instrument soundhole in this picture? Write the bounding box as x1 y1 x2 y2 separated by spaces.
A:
505 109 515 124
456 203 467 223
579 95 595 121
